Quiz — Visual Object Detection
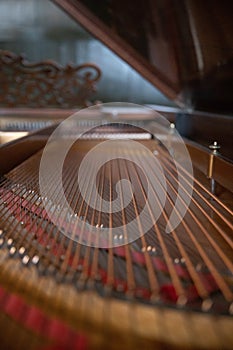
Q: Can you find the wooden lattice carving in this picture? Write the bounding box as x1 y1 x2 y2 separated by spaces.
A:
0 50 101 108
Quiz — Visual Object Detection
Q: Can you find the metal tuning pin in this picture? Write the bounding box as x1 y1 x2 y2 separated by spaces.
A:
167 122 175 153
170 122 175 130
207 141 220 195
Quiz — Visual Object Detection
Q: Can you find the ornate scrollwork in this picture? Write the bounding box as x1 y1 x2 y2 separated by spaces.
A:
0 50 101 108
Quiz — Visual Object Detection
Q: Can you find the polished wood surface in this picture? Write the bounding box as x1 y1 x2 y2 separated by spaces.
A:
52 0 233 113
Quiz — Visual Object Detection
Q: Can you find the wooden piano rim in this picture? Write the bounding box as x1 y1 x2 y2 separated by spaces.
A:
185 138 233 193
1 127 232 193
0 248 232 350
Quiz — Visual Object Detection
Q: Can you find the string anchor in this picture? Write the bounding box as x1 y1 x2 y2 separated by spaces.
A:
207 141 220 196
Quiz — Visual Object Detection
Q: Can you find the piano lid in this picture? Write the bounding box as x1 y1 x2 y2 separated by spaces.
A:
51 0 233 114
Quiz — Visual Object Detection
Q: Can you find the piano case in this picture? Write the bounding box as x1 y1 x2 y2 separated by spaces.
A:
0 1 233 349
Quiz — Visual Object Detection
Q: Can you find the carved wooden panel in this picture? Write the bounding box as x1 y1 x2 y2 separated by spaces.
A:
0 50 101 108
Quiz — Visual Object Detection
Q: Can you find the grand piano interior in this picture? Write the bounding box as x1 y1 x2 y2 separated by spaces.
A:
0 1 233 349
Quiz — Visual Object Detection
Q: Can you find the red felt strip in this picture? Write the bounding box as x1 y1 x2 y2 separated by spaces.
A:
0 285 88 350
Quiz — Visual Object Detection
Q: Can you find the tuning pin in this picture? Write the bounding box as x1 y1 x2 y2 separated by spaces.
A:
170 123 175 130
22 255 30 265
177 295 187 307
9 246 16 256
7 238 13 247
168 123 175 153
209 141 220 154
19 246 26 255
32 255 40 265
208 141 221 195
202 298 213 312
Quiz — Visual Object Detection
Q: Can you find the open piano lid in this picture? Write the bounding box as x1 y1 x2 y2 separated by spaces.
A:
52 0 233 114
